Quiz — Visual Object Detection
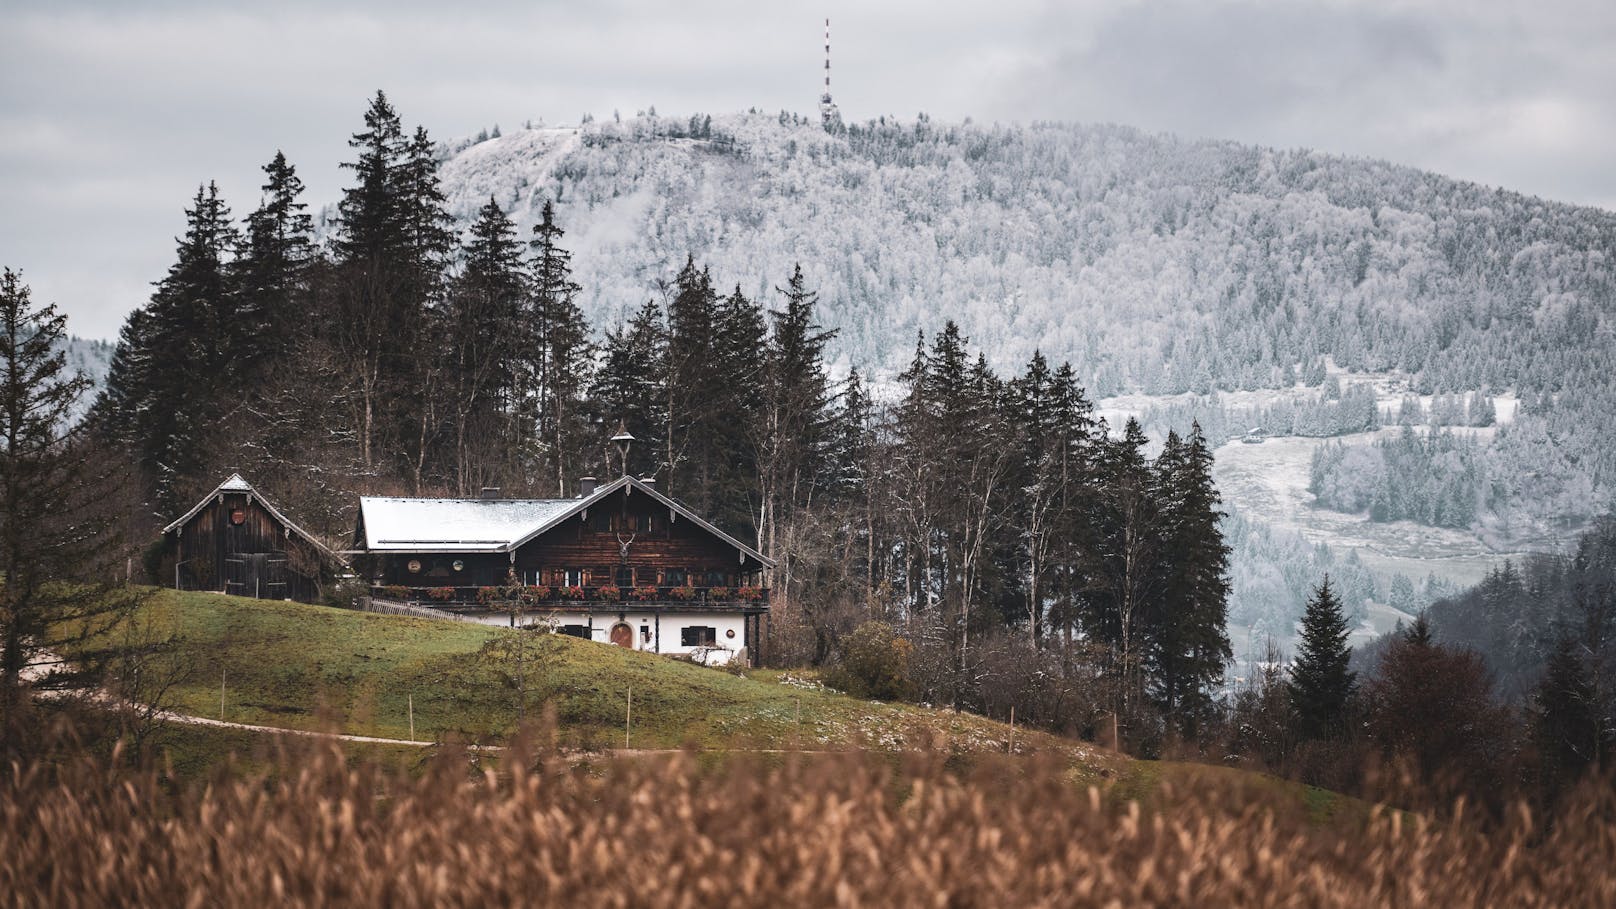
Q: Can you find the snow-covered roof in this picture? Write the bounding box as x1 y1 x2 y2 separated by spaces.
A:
357 497 577 552
355 476 774 568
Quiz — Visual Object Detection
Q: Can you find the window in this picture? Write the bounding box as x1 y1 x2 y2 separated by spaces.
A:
680 626 717 647
564 568 583 587
615 566 633 587
589 510 610 533
705 570 727 588
560 625 589 639
665 568 687 586
648 514 666 535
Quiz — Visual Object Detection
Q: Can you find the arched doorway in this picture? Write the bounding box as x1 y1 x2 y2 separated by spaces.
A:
609 622 634 649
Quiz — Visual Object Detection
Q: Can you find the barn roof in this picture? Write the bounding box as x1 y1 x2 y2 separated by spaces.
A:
355 476 773 567
163 474 342 565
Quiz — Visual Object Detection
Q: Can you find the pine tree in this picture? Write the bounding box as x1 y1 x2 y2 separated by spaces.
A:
528 200 592 495
0 269 141 751
757 265 838 605
440 197 527 493
118 182 238 514
1532 635 1609 799
1151 422 1232 735
331 93 452 481
235 151 314 373
593 299 668 480
1287 576 1357 741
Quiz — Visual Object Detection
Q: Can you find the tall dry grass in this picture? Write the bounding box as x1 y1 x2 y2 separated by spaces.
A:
3 727 1615 907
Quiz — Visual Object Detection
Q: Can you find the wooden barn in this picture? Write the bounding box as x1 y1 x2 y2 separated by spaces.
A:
163 474 343 603
350 474 773 666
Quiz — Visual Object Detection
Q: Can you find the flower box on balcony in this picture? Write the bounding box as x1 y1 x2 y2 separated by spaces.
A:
595 584 622 601
736 585 763 602
427 586 457 602
671 585 698 601
632 585 660 601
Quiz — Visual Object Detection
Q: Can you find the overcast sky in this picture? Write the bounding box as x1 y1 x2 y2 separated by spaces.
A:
4 0 1614 341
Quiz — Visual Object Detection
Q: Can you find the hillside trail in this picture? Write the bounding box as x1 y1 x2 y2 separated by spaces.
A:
23 648 842 757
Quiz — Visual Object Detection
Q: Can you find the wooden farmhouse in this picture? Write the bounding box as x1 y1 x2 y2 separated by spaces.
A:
350 475 772 666
163 474 343 604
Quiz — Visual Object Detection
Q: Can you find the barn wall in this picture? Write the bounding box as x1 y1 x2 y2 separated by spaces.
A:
174 491 327 603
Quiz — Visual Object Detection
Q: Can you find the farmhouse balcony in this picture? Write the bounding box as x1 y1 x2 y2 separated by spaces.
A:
370 583 769 609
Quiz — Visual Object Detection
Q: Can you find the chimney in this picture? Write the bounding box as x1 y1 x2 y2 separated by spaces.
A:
480 487 501 500
639 477 657 491
578 476 597 498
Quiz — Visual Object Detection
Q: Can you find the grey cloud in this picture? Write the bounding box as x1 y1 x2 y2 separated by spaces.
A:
1 0 1612 340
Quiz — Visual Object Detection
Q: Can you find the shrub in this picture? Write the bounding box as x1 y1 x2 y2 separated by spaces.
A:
825 621 915 702
475 587 501 605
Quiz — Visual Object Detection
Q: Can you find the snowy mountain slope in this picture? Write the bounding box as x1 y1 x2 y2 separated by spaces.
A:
433 113 1616 397
62 335 111 422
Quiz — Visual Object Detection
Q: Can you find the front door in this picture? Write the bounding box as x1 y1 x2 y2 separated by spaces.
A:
609 622 634 649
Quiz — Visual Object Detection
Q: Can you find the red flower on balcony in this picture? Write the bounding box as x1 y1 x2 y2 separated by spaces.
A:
707 586 733 600
736 585 763 602
595 584 622 600
521 585 554 604
561 585 586 600
632 585 660 601
427 586 457 602
671 585 697 601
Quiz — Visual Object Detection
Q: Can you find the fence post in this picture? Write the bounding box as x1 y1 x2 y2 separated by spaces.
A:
219 668 226 721
408 693 415 741
625 685 633 750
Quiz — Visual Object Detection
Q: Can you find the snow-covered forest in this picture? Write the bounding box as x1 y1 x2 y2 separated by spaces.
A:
422 112 1615 534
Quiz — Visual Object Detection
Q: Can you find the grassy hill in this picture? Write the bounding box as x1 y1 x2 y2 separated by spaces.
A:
127 590 1113 764
110 589 1365 826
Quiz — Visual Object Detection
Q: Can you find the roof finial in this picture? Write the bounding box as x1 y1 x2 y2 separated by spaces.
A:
610 422 636 477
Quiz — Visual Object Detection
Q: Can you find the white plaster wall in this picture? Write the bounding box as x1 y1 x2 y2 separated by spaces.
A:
473 609 751 665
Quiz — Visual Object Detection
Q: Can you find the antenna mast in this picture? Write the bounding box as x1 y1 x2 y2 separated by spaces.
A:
820 17 842 130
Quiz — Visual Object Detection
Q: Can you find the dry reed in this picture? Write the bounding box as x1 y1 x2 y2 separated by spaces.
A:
2 727 1614 907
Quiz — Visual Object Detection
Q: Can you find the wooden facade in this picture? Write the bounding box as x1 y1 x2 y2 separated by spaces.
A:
164 475 340 604
354 476 771 612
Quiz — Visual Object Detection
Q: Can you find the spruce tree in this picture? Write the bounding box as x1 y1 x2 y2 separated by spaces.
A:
441 197 527 493
112 182 238 514
1532 635 1608 799
1287 576 1357 741
593 299 668 479
236 151 314 373
0 270 141 751
1151 422 1232 736
529 199 592 495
